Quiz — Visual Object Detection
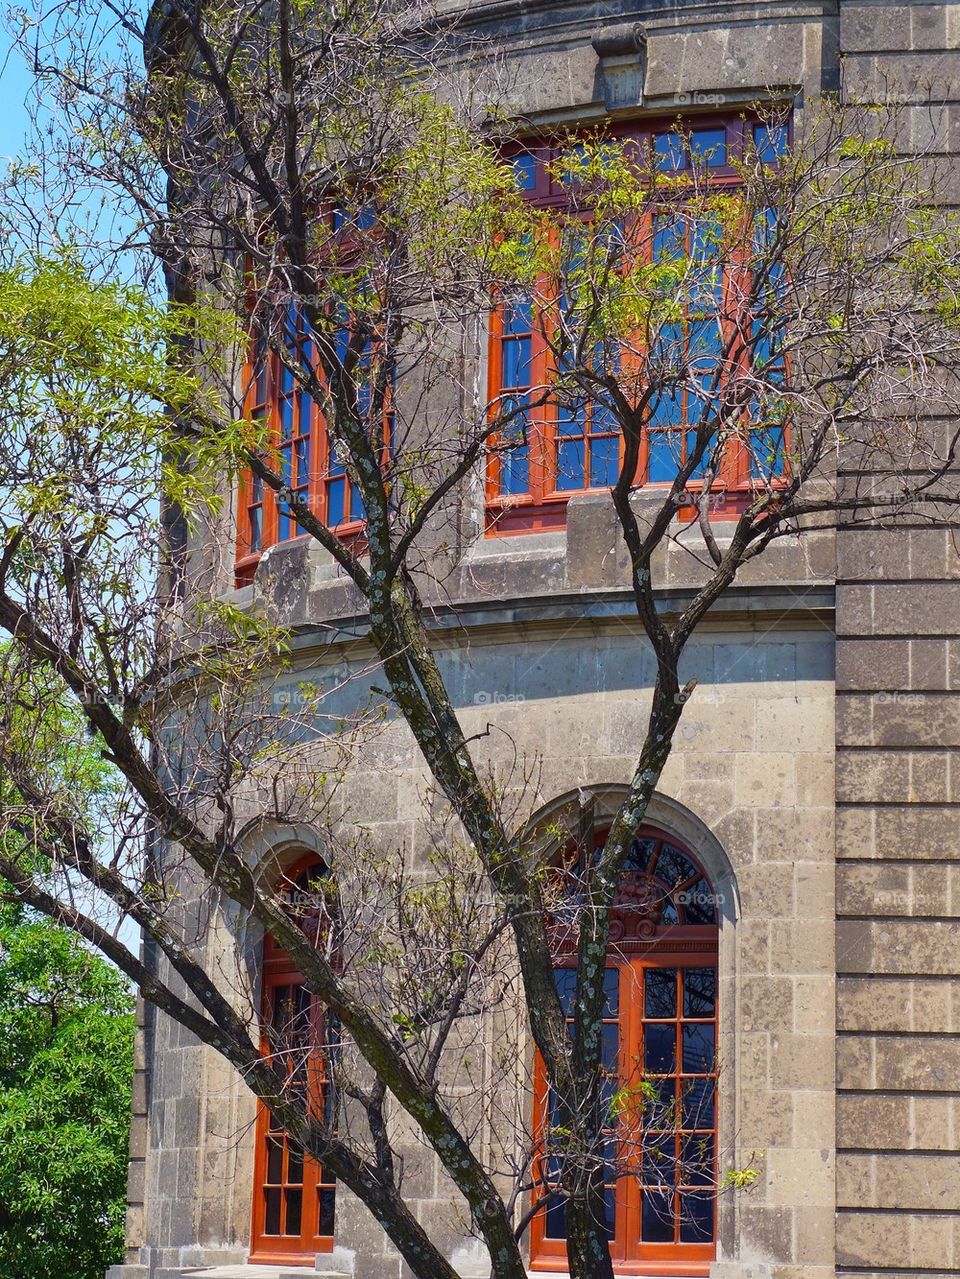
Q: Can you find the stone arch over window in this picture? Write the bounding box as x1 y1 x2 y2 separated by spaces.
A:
523 787 738 1276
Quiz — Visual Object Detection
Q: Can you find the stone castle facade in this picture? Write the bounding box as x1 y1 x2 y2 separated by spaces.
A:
110 2 960 1278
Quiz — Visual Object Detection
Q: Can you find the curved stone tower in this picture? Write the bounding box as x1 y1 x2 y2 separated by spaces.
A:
110 3 960 1279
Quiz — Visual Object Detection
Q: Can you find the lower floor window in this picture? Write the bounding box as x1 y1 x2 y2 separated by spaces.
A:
251 926 336 1261
532 955 718 1273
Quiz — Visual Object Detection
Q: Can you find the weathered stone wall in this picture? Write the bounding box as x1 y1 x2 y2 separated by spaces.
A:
121 605 836 1279
832 6 960 1275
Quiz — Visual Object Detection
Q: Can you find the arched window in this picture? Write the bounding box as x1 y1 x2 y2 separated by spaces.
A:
250 857 337 1264
530 827 720 1276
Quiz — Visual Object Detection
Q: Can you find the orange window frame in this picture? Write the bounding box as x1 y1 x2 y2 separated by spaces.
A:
528 827 720 1275
235 284 392 586
250 859 337 1264
485 113 791 535
529 952 719 1276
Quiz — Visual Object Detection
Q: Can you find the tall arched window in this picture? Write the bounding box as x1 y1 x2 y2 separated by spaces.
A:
250 857 337 1264
530 827 720 1276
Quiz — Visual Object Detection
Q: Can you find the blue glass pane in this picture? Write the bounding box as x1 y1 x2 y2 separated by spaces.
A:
350 485 366 522
545 1195 566 1239
590 434 619 488
602 1022 619 1071
510 153 537 190
643 1142 677 1186
560 143 587 185
653 215 684 262
688 319 722 364
502 335 531 388
557 400 586 437
327 477 346 525
499 445 529 496
650 389 683 430
280 444 293 485
754 123 788 164
249 507 262 552
562 228 589 278
644 1023 676 1073
648 1075 677 1122
681 1135 715 1187
503 300 532 337
751 425 787 479
656 844 698 887
295 435 309 475
686 429 719 479
682 1077 715 1130
356 200 376 231
648 430 680 482
590 396 617 435
334 325 350 363
655 322 685 363
682 1023 715 1073
554 968 576 1018
556 438 585 491
679 1193 713 1242
683 876 717 924
278 510 292 541
654 131 685 171
683 968 716 1019
318 1187 336 1236
279 397 294 435
690 128 726 166
642 1189 674 1241
251 474 263 501
298 389 312 428
645 968 677 1019
625 836 656 873
604 1188 616 1239
754 206 779 252
603 968 619 1017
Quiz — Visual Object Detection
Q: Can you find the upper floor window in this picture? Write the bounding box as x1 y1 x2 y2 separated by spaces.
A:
235 263 390 584
486 114 790 535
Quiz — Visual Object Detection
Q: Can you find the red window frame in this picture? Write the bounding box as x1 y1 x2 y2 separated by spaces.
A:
250 857 337 1265
486 112 791 535
235 257 392 586
529 828 720 1275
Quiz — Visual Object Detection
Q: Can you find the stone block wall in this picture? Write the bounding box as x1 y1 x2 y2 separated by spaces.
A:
833 6 960 1274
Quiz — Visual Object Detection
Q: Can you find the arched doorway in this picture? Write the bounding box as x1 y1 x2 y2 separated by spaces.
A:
249 855 337 1264
530 825 720 1276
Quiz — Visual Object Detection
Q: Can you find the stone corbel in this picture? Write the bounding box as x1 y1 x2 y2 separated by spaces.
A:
591 23 648 113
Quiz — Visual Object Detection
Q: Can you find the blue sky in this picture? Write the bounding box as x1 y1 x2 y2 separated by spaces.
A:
0 40 33 167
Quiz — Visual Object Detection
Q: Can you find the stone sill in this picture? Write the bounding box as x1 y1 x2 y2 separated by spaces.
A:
181 1268 347 1279
106 1267 349 1279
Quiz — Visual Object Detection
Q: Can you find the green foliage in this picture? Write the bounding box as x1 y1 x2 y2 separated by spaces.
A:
0 248 242 538
0 904 135 1279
